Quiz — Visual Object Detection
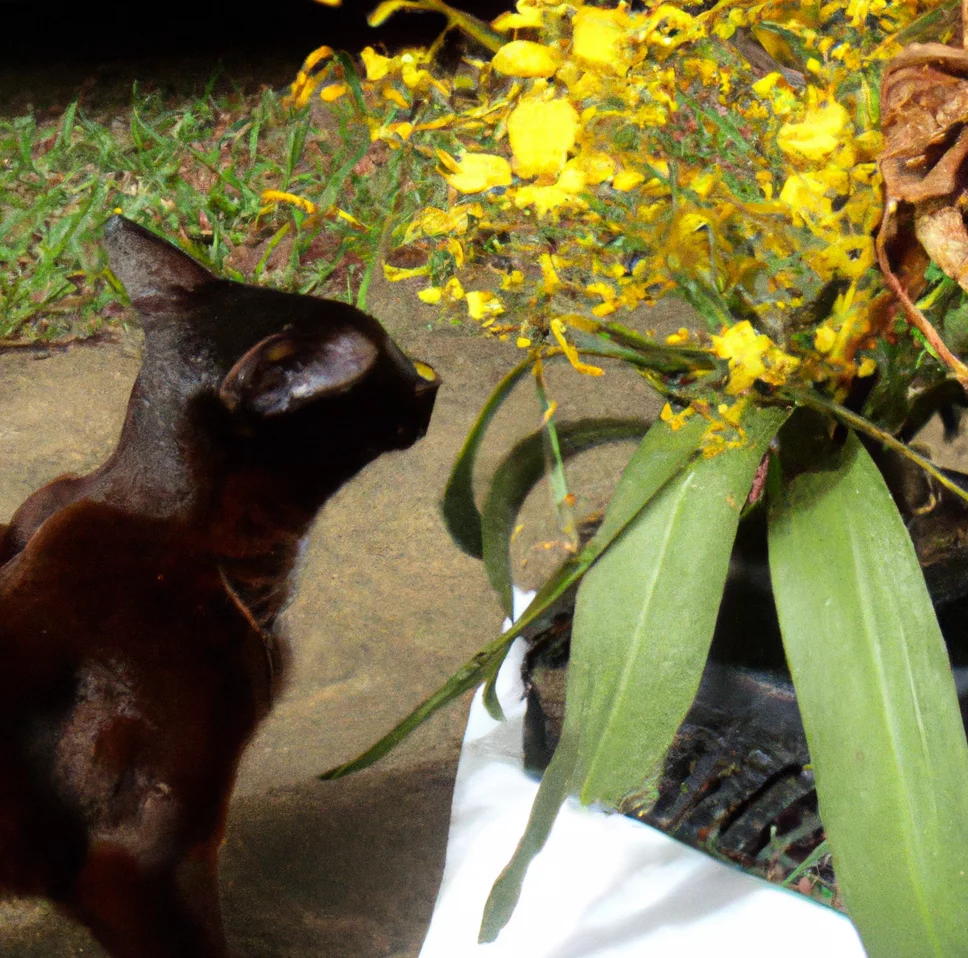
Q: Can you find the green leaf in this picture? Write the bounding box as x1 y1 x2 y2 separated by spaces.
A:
570 404 787 806
478 726 579 944
441 357 533 559
768 429 968 958
322 413 709 782
481 418 651 615
480 404 788 940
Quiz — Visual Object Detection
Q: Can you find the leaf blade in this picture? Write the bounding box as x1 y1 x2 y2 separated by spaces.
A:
768 430 968 957
441 357 533 559
569 404 787 805
480 404 787 940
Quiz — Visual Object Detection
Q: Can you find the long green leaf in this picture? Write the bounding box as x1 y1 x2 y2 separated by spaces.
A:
481 418 651 615
569 404 787 806
441 357 533 559
322 413 709 781
480 404 788 940
768 429 968 957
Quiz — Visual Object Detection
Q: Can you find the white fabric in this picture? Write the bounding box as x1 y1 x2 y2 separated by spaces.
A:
420 589 867 958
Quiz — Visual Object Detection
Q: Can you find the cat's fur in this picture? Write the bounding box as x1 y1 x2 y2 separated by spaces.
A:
0 216 439 957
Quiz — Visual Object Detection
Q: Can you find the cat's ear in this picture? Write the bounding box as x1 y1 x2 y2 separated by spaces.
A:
103 215 214 314
218 328 379 417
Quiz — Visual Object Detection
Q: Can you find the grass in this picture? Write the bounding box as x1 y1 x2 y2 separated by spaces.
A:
0 71 447 343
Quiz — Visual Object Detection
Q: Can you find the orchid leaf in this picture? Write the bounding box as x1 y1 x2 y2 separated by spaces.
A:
481 418 651 615
441 357 532 559
768 427 968 958
323 412 708 781
480 404 788 940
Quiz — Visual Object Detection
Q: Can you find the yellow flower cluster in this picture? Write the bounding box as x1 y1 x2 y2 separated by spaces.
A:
282 0 940 398
711 321 801 395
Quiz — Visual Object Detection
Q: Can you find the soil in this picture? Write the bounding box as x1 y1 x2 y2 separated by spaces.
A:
0 260 668 956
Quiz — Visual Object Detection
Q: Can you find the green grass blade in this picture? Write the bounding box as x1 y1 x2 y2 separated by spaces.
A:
441 357 534 558
481 418 651 615
768 430 968 957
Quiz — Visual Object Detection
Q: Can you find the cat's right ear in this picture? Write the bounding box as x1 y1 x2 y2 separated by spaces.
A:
103 215 214 314
218 328 380 417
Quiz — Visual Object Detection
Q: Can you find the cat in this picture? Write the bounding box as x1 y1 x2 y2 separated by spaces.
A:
0 215 439 958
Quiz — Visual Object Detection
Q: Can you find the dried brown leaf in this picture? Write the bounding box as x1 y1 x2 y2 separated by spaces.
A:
877 39 968 386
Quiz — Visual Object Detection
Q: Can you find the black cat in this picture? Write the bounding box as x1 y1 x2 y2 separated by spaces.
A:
0 215 439 957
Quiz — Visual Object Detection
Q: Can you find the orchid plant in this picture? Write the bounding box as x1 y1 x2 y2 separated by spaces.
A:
278 2 968 954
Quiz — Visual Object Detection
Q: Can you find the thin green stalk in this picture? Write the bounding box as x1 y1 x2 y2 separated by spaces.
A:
795 391 968 510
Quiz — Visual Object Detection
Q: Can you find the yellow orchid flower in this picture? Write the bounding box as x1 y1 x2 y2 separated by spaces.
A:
777 100 850 162
466 290 505 321
507 97 579 178
360 47 394 82
711 321 800 395
493 40 561 78
437 150 512 194
572 5 633 76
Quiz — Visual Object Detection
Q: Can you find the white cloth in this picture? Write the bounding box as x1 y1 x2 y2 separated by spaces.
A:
420 589 867 958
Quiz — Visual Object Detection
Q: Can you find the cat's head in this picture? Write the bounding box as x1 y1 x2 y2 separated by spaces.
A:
103 215 439 463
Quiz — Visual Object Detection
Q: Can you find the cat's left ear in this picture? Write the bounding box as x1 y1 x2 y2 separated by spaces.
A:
218 328 379 417
103 215 214 314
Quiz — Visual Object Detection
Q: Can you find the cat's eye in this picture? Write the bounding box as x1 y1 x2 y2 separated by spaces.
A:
413 361 437 382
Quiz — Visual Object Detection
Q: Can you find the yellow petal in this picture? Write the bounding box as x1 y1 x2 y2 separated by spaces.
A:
386 121 414 140
444 277 465 300
319 83 348 102
367 1 413 27
334 209 366 228
383 263 431 281
494 3 544 30
446 237 464 268
466 290 505 320
361 47 394 82
539 253 560 295
507 97 579 179
556 166 586 194
437 150 512 194
418 287 443 304
550 317 604 376
572 5 632 76
613 170 645 192
302 44 335 72
777 101 849 162
383 87 410 109
260 190 317 214
512 183 585 217
516 336 532 348
492 40 560 78
569 150 615 185
814 325 837 353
